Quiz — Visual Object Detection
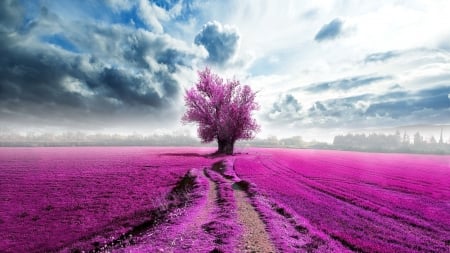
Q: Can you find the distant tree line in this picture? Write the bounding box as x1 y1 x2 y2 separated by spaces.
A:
0 131 325 149
238 136 330 150
333 130 450 154
1 130 448 154
0 131 204 147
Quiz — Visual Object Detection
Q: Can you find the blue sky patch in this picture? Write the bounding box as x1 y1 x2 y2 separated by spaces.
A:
41 34 80 53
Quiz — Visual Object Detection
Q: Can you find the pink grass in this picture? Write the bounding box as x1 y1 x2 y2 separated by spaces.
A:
0 147 214 252
1 147 448 252
234 148 450 252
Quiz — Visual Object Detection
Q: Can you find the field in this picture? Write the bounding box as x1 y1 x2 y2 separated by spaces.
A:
1 147 449 252
234 149 450 252
0 147 215 252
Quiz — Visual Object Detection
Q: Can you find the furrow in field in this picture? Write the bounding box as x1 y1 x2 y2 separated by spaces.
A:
233 149 450 253
218 159 350 252
260 156 443 235
108 168 220 252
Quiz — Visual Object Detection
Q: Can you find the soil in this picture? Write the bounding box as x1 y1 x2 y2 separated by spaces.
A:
233 182 277 253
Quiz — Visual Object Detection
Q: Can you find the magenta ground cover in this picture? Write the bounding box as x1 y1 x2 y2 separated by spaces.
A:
234 148 450 252
1 147 449 252
0 147 214 252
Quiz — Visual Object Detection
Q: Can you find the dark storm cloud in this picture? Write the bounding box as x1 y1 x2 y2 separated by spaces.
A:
0 1 199 129
304 75 390 93
99 67 164 107
194 21 240 64
314 18 344 42
0 45 83 107
0 43 171 124
0 0 24 31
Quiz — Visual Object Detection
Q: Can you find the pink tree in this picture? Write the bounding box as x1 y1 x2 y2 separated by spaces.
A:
182 68 259 154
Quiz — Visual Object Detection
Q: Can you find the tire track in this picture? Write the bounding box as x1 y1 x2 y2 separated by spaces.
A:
232 182 276 253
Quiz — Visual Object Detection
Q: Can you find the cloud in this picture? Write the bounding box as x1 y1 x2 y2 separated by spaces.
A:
194 21 240 64
314 18 344 42
136 0 183 33
263 86 449 129
0 3 200 130
365 86 450 118
309 101 327 113
304 75 390 93
364 51 400 63
41 34 80 53
302 8 319 19
105 0 134 12
0 0 24 32
308 94 369 120
303 86 449 128
138 0 168 33
267 94 302 122
363 48 449 64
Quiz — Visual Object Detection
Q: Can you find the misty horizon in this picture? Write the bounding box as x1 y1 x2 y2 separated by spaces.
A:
2 124 450 155
2 123 450 143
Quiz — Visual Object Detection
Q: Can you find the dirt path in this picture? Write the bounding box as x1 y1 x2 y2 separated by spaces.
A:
233 182 277 253
107 169 221 252
104 165 278 252
172 167 277 252
206 162 277 252
164 169 219 249
176 170 218 242
195 170 218 225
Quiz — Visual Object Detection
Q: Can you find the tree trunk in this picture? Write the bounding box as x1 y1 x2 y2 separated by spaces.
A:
217 139 235 155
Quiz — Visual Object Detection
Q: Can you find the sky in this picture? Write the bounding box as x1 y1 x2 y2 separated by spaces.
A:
1 0 449 142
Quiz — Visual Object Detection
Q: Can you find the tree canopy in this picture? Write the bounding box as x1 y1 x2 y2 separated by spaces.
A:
182 68 259 154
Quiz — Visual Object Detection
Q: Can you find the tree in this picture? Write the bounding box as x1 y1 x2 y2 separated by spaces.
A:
430 136 437 144
413 132 423 146
182 68 259 154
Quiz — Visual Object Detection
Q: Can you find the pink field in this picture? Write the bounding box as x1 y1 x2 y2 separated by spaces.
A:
0 147 215 252
234 148 450 252
1 147 449 252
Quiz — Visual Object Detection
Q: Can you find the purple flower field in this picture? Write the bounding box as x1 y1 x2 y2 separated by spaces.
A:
1 147 449 252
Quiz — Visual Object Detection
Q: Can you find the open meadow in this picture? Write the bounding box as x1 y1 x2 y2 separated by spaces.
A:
1 147 449 252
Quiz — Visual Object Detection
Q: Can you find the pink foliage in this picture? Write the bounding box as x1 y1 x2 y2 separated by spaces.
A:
182 68 259 153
